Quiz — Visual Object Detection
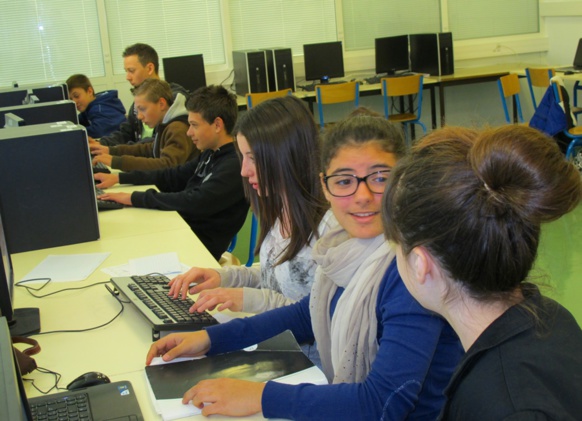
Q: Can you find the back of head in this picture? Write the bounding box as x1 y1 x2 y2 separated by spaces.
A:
132 78 173 105
235 95 326 263
384 125 582 300
321 114 406 171
186 85 238 135
66 74 92 92
123 43 159 75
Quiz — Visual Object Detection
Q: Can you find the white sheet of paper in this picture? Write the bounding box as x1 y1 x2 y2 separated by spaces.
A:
101 262 190 278
128 252 182 276
19 253 111 283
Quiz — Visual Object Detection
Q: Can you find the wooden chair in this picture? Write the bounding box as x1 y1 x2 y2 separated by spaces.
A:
381 74 427 146
245 88 292 109
315 81 360 129
497 74 524 124
525 68 555 109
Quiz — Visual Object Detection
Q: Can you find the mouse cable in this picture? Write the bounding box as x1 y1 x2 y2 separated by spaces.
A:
28 286 128 336
23 366 68 395
16 277 114 299
219 68 234 87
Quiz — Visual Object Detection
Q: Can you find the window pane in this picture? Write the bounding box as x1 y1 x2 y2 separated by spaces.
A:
105 0 225 75
448 0 539 40
0 0 103 86
342 0 441 51
229 0 337 55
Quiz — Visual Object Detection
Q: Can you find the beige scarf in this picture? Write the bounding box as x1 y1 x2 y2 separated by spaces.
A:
310 227 395 383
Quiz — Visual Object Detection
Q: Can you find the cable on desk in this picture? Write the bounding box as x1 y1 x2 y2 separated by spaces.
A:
16 278 112 298
23 366 67 395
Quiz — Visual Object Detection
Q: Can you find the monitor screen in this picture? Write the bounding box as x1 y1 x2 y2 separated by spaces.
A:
0 100 78 129
162 54 207 93
303 41 345 83
375 35 410 75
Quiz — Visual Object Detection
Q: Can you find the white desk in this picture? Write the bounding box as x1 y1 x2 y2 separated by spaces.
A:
11 193 271 420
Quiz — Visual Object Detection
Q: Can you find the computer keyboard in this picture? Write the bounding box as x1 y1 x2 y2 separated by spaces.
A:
92 161 111 174
110 274 219 335
95 187 123 211
298 80 347 91
29 392 92 421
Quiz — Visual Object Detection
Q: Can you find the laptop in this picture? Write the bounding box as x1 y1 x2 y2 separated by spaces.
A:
556 38 582 73
0 316 144 421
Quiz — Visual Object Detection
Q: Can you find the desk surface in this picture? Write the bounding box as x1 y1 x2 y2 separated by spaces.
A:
11 186 266 420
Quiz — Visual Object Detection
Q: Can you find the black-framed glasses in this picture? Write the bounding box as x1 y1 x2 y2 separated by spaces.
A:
323 170 391 197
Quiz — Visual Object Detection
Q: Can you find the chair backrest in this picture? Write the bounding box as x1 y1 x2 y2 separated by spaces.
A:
381 74 424 119
497 74 524 123
315 81 360 128
246 89 292 109
525 68 555 109
224 212 258 267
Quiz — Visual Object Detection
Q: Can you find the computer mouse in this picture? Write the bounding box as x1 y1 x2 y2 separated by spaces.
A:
67 371 111 390
564 71 575 75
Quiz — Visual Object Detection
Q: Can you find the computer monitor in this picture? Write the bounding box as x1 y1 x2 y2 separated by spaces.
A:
375 35 410 75
162 54 207 93
0 83 68 108
0 100 78 129
303 41 345 83
0 197 40 337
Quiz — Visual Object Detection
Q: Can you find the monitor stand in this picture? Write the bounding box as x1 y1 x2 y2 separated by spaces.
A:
8 308 40 337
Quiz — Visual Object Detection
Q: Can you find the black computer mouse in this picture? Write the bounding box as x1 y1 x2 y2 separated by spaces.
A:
67 371 111 390
564 71 575 75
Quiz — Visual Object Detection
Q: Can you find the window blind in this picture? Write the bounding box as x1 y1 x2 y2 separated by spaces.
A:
104 0 225 75
228 0 337 55
341 0 441 51
0 0 103 86
448 0 539 40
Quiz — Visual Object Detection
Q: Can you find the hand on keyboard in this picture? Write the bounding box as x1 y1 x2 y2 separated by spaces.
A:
169 267 222 299
192 287 244 313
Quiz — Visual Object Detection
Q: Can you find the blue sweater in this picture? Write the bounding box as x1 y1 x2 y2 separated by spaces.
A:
79 90 126 138
206 260 463 420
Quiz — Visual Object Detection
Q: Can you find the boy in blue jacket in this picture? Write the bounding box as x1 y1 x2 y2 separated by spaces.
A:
66 74 126 138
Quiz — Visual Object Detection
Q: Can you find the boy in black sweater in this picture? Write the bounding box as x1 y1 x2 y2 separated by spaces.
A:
95 86 249 261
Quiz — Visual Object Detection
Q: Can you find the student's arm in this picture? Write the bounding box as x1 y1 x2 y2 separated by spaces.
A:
98 110 137 146
84 106 126 139
130 154 244 219
261 262 460 421
110 121 194 171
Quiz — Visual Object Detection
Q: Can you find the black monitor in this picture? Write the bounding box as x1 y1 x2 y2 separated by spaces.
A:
303 41 345 83
0 100 78 129
375 35 410 75
162 54 207 93
0 197 40 337
0 83 68 108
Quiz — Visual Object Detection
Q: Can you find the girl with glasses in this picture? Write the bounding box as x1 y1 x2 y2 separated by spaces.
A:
147 114 463 420
383 125 582 419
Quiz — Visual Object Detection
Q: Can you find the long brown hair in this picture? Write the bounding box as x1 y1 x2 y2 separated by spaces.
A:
234 96 328 265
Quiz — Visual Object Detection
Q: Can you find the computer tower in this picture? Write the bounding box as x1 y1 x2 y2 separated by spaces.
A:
232 50 269 95
264 48 295 92
410 32 454 76
0 123 100 253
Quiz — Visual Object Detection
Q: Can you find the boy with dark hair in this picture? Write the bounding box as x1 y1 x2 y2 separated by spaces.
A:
91 79 197 171
97 43 188 146
94 85 249 261
66 74 126 138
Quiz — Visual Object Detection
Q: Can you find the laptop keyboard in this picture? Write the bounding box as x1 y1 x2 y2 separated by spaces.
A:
30 393 92 420
117 274 219 331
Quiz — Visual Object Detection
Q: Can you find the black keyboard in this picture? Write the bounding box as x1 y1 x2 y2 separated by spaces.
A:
30 392 92 421
298 80 347 91
92 161 111 174
95 187 123 211
110 274 219 335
